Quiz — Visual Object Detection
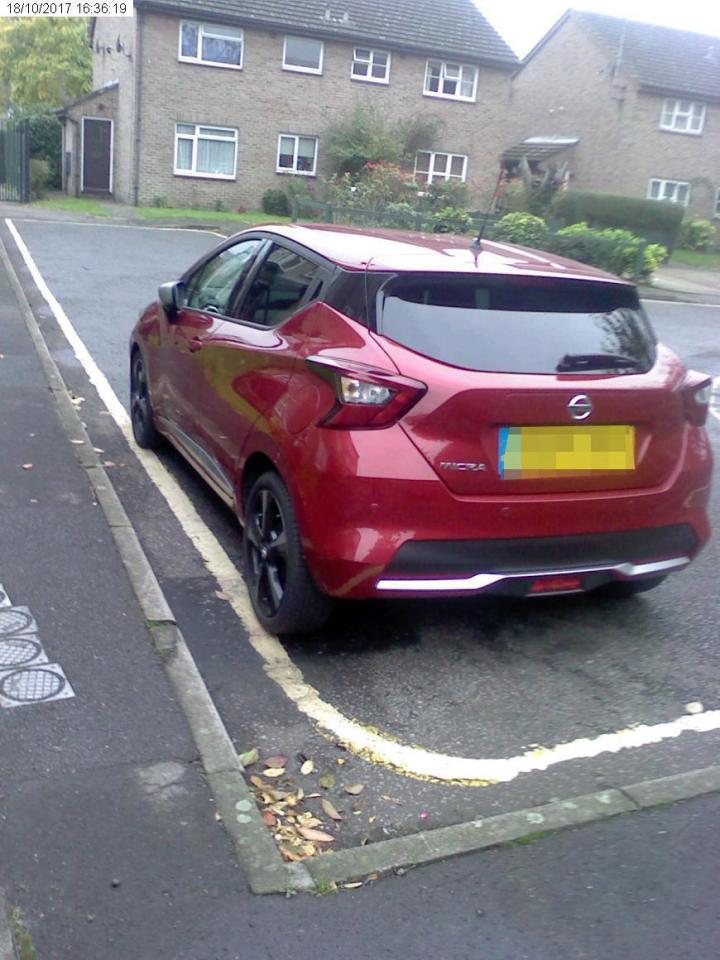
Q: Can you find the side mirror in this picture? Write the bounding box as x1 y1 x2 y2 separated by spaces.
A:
158 281 183 317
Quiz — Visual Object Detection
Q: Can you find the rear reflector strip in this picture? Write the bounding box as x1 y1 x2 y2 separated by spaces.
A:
376 556 690 593
530 575 582 594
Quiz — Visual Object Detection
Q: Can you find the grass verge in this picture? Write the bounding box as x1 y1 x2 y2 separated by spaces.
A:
31 196 110 216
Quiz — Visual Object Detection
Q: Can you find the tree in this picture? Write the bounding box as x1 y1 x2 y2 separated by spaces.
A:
324 105 443 176
0 18 92 113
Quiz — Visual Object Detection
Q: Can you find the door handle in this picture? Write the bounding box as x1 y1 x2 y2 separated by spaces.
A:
188 337 203 352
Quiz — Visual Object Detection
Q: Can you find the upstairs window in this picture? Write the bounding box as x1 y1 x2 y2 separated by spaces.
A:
424 60 477 101
175 123 238 179
415 150 467 183
283 35 324 74
660 99 705 134
179 21 243 69
351 47 391 83
277 134 318 175
648 178 690 206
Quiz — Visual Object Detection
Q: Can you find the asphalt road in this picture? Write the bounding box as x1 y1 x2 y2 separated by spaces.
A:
6 217 720 843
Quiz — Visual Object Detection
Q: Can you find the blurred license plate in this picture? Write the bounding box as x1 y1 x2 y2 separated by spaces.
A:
499 425 635 478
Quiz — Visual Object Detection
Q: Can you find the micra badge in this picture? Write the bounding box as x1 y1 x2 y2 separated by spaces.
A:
440 461 487 472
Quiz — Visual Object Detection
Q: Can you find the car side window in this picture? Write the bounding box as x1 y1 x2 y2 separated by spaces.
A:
237 244 321 327
184 239 262 315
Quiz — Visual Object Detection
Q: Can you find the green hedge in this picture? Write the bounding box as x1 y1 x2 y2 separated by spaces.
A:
26 112 62 190
551 191 683 248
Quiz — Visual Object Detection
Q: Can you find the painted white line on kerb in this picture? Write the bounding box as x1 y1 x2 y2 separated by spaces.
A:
8 215 720 784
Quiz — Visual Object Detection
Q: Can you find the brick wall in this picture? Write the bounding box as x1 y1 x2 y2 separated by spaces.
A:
509 16 720 221
132 12 514 209
93 17 138 203
63 86 119 197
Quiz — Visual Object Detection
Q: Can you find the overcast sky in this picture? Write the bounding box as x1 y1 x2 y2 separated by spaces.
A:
476 0 720 58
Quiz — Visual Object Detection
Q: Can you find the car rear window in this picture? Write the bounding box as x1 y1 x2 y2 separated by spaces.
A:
378 275 656 374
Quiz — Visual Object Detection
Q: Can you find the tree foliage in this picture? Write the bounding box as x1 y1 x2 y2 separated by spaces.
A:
324 105 443 175
0 18 92 112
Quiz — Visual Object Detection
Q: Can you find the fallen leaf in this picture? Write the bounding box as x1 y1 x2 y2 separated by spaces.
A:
318 773 336 790
264 755 288 768
22 463 33 469
305 793 321 799
322 799 343 821
214 811 223 822
93 447 104 454
343 882 363 889
280 846 304 862
70 439 85 445
368 816 377 824
263 767 286 778
239 747 259 767
102 460 117 467
300 759 314 776
344 784 365 795
249 775 266 789
366 873 379 881
298 827 335 843
261 810 277 827
214 590 232 602
336 758 346 766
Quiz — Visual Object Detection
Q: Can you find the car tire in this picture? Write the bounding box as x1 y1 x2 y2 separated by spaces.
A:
130 350 161 449
605 575 667 598
243 471 334 635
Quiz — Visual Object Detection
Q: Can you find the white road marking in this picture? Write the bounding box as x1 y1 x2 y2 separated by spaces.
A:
7 216 720 782
11 217 227 238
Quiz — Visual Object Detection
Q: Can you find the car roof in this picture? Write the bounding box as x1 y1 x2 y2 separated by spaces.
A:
246 223 633 286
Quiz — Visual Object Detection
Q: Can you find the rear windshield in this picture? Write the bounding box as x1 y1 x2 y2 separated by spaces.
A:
378 275 656 374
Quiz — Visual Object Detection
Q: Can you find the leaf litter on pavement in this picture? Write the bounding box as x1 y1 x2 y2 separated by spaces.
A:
242 748 367 862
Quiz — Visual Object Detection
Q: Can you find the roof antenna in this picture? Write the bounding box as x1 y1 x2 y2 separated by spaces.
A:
470 165 504 258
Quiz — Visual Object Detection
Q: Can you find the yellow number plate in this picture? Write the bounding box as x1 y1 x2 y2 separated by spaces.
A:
499 425 635 478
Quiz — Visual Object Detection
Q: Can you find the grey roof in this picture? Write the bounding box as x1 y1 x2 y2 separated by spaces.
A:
576 11 720 101
136 0 519 67
502 135 579 162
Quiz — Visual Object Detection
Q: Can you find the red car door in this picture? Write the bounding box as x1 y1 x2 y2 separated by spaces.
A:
162 238 264 491
188 242 327 491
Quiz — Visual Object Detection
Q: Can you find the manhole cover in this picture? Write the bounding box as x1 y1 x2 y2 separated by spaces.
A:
0 638 43 668
0 667 65 703
0 608 33 636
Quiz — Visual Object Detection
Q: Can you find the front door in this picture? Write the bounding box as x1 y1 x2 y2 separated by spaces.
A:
82 117 112 193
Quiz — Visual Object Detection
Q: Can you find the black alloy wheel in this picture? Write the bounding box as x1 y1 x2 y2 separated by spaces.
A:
130 351 160 448
243 472 333 635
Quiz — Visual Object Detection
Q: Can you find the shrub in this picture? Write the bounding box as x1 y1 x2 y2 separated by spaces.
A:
325 161 416 210
25 111 62 189
491 212 548 247
550 222 667 278
429 206 473 234
383 201 418 229
678 218 717 251
29 157 49 198
151 196 169 208
261 188 291 216
551 190 683 248
324 105 405 175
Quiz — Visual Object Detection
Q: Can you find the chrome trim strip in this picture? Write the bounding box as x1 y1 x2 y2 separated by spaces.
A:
376 556 691 593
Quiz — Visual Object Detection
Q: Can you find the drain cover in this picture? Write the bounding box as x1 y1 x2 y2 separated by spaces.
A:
0 637 44 668
0 664 74 706
0 607 36 636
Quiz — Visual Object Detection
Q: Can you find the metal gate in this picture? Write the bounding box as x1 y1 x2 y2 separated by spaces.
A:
0 119 30 203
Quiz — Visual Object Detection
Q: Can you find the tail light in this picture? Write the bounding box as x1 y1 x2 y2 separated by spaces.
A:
306 355 427 429
682 371 713 426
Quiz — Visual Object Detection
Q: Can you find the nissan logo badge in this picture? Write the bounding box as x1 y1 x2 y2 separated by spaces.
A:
568 394 593 421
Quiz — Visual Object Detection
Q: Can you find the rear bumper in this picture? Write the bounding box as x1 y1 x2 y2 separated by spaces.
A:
288 424 712 599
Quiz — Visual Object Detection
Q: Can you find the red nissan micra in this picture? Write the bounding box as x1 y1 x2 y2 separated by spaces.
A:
129 225 713 634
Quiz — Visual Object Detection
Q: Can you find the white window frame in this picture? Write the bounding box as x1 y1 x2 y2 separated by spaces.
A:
282 35 324 74
178 20 244 70
350 46 391 84
423 60 477 102
174 123 238 180
659 98 706 135
276 134 318 176
647 178 691 206
414 150 468 184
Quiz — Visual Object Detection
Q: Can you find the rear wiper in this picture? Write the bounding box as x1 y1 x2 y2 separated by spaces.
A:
556 353 641 373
